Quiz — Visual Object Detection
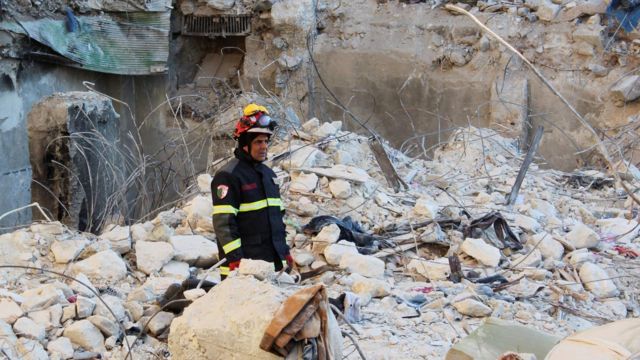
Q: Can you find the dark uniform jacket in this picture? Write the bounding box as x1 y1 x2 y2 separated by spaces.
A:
211 148 289 276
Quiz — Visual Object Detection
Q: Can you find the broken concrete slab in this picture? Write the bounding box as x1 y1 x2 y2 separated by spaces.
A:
579 262 619 298
461 238 501 267
169 235 218 267
71 250 127 285
135 241 175 275
565 223 600 249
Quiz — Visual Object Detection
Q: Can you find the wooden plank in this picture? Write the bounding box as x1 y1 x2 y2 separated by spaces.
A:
369 138 408 192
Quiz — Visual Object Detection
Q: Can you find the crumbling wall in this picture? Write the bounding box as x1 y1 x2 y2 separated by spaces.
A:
28 92 120 232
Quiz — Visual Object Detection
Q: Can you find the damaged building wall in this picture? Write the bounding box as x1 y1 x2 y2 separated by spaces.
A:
27 92 120 232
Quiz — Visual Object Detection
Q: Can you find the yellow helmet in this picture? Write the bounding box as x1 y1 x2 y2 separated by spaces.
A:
243 103 269 117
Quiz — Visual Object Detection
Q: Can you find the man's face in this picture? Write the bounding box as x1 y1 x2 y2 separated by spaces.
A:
244 134 270 162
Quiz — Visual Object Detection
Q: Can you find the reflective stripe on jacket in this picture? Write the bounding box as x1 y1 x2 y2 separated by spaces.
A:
211 148 289 273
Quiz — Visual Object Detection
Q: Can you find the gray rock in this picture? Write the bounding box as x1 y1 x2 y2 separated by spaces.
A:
339 254 385 279
611 75 640 106
135 240 175 275
579 262 619 298
461 238 501 267
278 54 303 71
565 223 599 249
588 63 609 77
71 250 127 284
51 238 89 264
324 240 358 266
94 295 126 322
88 315 120 338
100 225 131 254
453 299 492 317
0 299 23 324
169 235 218 266
13 317 45 341
47 337 74 359
63 319 106 353
16 338 48 360
147 311 175 336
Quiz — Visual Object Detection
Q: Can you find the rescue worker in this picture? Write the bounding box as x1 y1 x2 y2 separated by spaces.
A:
211 103 293 278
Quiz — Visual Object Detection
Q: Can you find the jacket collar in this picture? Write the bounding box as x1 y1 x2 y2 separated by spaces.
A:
234 147 262 166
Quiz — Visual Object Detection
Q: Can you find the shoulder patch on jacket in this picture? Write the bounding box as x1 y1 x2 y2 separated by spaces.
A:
216 185 229 199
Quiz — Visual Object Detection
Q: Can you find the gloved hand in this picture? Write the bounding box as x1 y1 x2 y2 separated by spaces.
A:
285 254 294 269
228 260 241 271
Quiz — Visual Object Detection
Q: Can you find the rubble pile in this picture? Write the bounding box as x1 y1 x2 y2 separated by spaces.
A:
0 120 639 359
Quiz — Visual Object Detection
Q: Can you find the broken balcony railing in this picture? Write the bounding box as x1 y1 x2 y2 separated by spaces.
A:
182 14 251 37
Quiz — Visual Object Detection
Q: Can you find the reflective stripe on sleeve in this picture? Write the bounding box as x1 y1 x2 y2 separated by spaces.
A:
238 198 283 212
212 205 238 215
222 238 242 253
219 266 230 275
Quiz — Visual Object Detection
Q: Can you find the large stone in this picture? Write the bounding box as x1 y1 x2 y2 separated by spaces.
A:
0 231 37 284
169 235 218 266
69 273 98 298
94 294 126 322
324 240 359 265
63 319 106 353
183 195 214 233
148 223 174 242
596 218 639 243
16 338 48 360
531 233 564 260
453 299 492 317
350 273 390 298
514 214 542 233
328 179 352 199
51 238 89 264
135 240 175 275
610 75 640 106
573 24 603 49
76 296 97 318
413 197 439 218
0 320 16 342
126 277 180 303
339 254 385 279
407 258 451 281
88 315 120 338
289 197 319 217
197 174 212 193
30 221 64 235
289 172 319 193
130 222 152 243
100 225 131 254
282 145 327 170
47 337 74 359
161 261 190 280
461 238 501 267
71 250 127 284
0 299 23 324
566 223 599 249
169 276 342 360
312 224 341 253
147 311 175 336
20 283 67 312
271 0 316 35
579 262 619 298
536 0 561 21
291 249 315 266
512 249 542 268
13 317 45 341
239 259 275 280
